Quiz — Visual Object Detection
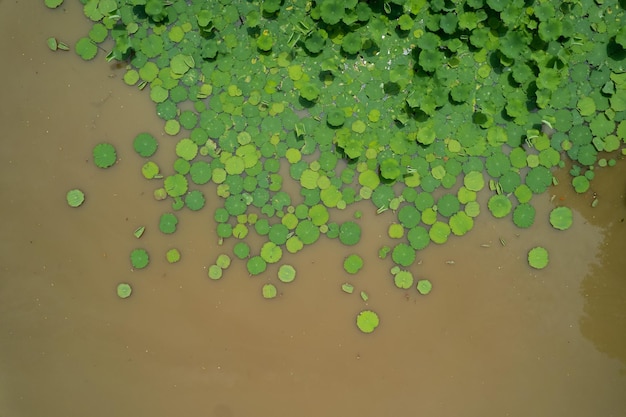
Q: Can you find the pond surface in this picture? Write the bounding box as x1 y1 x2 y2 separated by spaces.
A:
1 2 625 416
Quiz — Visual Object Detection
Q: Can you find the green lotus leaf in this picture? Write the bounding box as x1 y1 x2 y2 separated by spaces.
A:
278 264 296 283
380 158 401 180
166 248 181 264
549 206 573 231
429 221 451 244
341 32 361 54
513 203 536 228
133 133 158 157
247 256 267 275
356 310 379 334
256 33 274 51
262 284 277 299
184 190 205 211
464 171 485 192
300 82 320 102
407 226 430 250
93 143 117 168
189 161 211 185
449 212 473 236
117 283 132 299
339 221 361 246
528 247 549 269
344 254 364 274
45 0 64 8
394 270 414 289
416 279 432 295
305 31 326 54
398 205 421 228
488 195 512 218
75 37 97 60
159 213 178 234
296 219 320 245
164 174 188 197
269 223 289 245
392 243 415 267
208 265 223 280
130 248 149 269
66 189 85 208
320 0 345 25
436 194 460 218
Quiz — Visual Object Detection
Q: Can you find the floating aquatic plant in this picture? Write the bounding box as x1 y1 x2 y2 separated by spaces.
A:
56 0 626 332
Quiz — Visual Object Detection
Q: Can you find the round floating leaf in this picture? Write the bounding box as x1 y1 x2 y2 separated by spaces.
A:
416 279 432 295
130 248 149 269
278 265 296 283
449 212 473 236
93 143 117 168
388 223 404 239
262 284 277 299
488 195 512 218
117 283 132 299
45 0 64 8
513 203 536 228
216 254 231 269
166 248 181 263
185 190 205 211
233 242 250 259
66 189 85 207
464 171 485 191
326 108 345 127
398 205 421 228
392 243 416 267
164 174 188 197
429 221 451 244
528 247 549 269
175 138 198 161
308 204 329 226
159 213 178 234
339 221 361 246
260 242 282 264
408 226 430 250
344 254 364 274
549 206 573 231
394 270 414 289
572 176 590 193
75 37 97 60
247 256 267 275
356 310 379 334
208 265 223 280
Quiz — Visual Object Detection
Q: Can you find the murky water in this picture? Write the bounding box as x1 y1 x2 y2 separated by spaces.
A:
1 2 625 416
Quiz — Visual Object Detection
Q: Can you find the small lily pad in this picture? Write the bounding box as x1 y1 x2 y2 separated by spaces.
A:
130 248 149 269
528 246 549 269
166 248 181 263
356 310 380 334
549 206 573 230
93 143 117 168
278 264 296 283
416 279 432 295
262 283 277 299
116 283 132 299
343 254 364 274
66 189 85 207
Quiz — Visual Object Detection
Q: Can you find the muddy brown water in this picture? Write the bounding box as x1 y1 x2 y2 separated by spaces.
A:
1 2 625 417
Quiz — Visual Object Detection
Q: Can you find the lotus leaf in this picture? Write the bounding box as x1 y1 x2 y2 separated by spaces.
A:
528 247 549 269
416 279 432 295
549 207 573 231
130 248 150 269
394 270 414 289
344 254 364 274
117 283 132 299
66 189 85 208
356 310 379 334
93 143 117 168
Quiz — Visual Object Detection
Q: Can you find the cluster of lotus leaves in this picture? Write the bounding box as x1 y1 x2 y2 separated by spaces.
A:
52 0 626 332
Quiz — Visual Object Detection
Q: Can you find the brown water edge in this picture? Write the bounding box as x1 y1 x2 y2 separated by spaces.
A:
1 2 625 417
